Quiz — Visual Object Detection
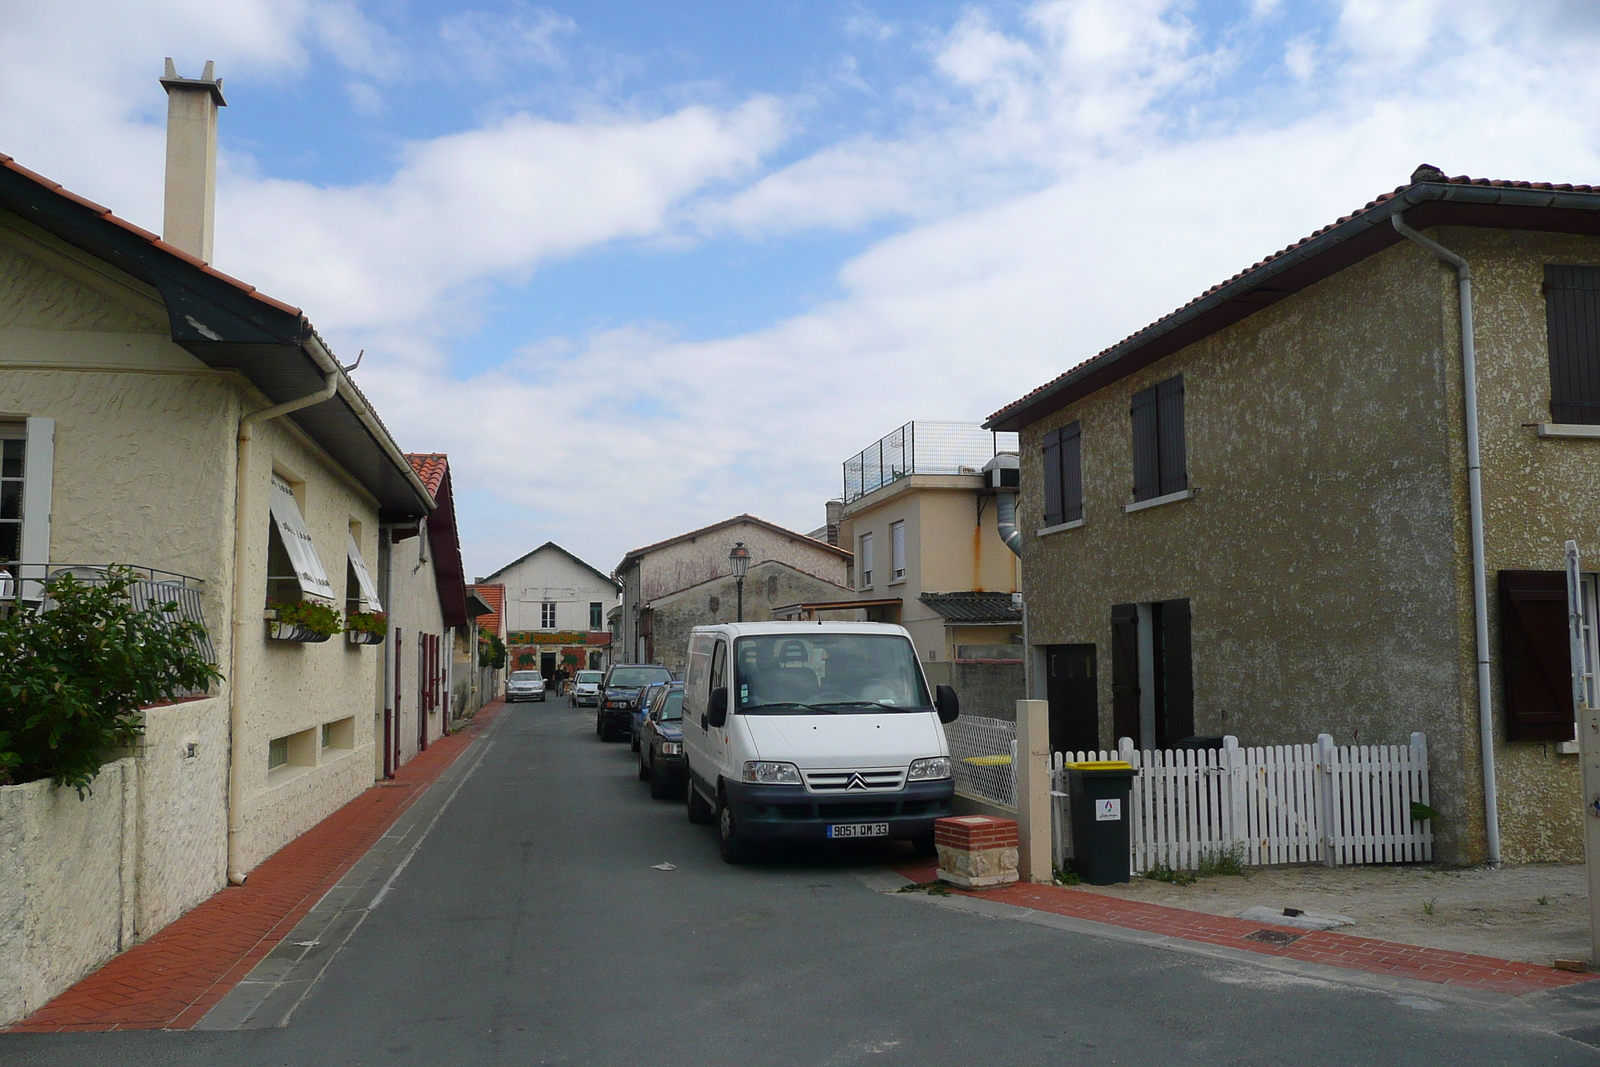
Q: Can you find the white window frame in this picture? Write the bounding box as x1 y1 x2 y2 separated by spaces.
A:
541 601 557 628
1 418 55 600
1577 574 1599 709
859 532 874 589
890 520 906 582
269 474 335 602
346 531 383 612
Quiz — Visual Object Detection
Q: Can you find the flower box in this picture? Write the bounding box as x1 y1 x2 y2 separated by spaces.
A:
268 621 332 643
346 628 385 646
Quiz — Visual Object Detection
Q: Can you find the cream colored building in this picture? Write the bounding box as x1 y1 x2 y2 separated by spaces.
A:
479 541 620 678
0 59 437 1023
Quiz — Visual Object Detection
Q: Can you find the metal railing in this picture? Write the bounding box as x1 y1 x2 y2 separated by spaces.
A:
842 422 1019 503
0 562 215 664
942 714 1017 808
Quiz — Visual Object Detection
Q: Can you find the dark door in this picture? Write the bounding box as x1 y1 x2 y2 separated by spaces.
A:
1045 644 1098 753
541 651 557 680
1110 604 1140 746
1154 599 1193 747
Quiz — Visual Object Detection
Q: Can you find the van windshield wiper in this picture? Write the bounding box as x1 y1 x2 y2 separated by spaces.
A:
737 702 837 714
810 701 921 711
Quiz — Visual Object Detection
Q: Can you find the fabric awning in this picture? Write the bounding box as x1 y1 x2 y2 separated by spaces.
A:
346 531 383 613
270 474 335 602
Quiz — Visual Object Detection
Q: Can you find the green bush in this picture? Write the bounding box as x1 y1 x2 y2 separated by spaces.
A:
272 599 342 637
479 629 506 669
0 568 223 795
345 610 388 637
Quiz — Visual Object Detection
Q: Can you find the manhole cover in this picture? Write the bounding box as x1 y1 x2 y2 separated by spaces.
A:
1245 928 1305 946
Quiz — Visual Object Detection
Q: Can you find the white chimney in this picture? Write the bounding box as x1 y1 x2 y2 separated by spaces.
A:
159 58 226 262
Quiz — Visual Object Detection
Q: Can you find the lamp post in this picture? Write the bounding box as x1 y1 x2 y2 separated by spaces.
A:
729 542 751 622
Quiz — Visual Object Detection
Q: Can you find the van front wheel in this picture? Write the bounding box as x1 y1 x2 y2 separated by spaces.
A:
717 793 751 864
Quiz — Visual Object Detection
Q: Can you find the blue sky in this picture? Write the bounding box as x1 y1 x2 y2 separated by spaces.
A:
4 0 1600 577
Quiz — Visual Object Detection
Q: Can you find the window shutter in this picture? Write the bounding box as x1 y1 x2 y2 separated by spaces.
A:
1130 387 1160 501
1060 421 1083 523
891 521 905 579
1159 598 1193 746
1545 266 1600 425
1041 427 1063 527
20 417 53 571
1156 375 1187 496
1499 570 1575 741
1111 603 1141 744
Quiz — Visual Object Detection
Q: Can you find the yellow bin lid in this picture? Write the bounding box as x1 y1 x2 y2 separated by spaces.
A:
1066 760 1132 771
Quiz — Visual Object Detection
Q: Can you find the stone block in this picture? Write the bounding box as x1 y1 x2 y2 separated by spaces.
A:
934 814 1019 888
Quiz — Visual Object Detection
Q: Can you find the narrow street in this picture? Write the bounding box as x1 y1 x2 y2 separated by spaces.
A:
7 701 1599 1066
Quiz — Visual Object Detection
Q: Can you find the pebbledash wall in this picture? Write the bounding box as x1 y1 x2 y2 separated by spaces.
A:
1016 227 1597 866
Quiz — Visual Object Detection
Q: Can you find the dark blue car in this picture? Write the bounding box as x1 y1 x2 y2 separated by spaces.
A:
637 683 686 800
631 680 674 751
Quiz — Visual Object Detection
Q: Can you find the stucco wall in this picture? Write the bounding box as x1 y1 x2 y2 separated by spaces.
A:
491 545 618 633
645 560 855 676
134 698 230 935
637 522 847 602
387 526 447 769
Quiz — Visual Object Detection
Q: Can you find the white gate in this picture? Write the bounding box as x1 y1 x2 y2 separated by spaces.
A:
1051 733 1432 873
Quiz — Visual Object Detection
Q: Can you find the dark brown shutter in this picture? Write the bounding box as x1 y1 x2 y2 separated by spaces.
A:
1041 427 1063 527
1159 598 1193 745
1545 266 1600 425
1060 421 1083 523
1131 386 1159 501
1499 570 1575 742
1156 375 1187 496
1111 603 1140 745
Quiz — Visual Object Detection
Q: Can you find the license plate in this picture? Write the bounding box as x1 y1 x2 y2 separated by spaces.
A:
827 822 889 839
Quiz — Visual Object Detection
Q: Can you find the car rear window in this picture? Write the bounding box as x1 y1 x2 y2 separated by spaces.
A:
608 667 671 688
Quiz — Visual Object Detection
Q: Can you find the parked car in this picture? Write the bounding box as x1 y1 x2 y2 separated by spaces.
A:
569 669 604 708
596 663 672 741
638 683 687 799
631 680 674 751
680 622 959 862
506 670 547 702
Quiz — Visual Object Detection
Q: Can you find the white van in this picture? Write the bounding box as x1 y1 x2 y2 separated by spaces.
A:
681 621 960 862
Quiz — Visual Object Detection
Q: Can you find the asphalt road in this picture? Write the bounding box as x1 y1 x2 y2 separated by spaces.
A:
7 700 1600 1066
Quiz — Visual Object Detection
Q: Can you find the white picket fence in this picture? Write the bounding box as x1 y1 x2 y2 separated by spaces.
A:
1050 734 1433 872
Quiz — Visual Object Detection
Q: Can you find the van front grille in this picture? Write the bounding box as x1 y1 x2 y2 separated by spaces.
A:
802 768 906 793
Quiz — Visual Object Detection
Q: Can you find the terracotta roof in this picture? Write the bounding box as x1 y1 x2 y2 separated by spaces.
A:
615 513 853 573
986 166 1600 431
919 591 1022 623
405 453 448 498
0 151 302 317
470 583 504 636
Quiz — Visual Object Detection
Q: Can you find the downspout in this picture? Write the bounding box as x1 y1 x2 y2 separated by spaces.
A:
226 371 339 885
995 489 1033 699
1392 213 1501 867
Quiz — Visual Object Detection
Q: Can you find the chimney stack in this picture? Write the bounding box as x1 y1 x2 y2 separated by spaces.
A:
160 58 226 262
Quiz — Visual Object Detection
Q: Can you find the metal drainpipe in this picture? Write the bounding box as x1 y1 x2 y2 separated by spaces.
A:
1392 213 1501 867
226 371 340 885
994 490 1032 698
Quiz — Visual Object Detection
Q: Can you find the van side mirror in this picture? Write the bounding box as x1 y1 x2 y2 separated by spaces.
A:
935 684 960 724
707 686 729 728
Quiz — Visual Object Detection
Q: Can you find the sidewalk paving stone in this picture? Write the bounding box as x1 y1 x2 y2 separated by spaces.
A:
4 704 506 1034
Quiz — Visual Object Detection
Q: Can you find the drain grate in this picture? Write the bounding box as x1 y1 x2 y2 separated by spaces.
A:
1244 928 1305 946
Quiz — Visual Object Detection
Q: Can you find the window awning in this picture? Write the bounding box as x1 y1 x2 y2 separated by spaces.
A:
347 531 383 613
270 474 335 602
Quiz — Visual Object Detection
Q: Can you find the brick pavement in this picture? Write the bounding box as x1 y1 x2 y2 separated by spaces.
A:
6 702 507 1034
894 859 1596 997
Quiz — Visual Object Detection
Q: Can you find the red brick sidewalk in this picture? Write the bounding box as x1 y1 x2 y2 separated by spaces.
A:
894 860 1596 997
6 703 507 1033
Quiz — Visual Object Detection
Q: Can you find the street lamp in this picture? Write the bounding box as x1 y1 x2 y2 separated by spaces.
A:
729 542 751 622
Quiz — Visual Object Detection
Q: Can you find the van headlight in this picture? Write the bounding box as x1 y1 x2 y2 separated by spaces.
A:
743 761 802 785
907 757 951 781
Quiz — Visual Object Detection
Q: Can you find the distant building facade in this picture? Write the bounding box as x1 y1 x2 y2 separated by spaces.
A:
478 542 619 679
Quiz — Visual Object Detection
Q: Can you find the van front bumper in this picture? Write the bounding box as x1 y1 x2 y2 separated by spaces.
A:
723 779 955 841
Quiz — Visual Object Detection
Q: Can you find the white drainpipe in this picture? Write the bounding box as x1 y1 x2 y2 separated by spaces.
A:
1392 213 1501 867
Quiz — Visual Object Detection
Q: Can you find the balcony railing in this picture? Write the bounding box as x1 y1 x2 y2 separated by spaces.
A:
0 562 215 664
842 421 1019 503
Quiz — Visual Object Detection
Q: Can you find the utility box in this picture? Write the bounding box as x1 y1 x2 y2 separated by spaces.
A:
1065 761 1136 885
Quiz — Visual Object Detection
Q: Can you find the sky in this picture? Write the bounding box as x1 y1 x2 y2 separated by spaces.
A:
4 0 1600 580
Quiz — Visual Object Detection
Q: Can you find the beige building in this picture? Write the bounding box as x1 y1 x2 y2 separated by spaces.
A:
613 515 853 676
479 541 619 679
0 62 441 1020
986 165 1600 866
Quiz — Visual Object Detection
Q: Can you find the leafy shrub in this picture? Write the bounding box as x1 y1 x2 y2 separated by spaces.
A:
1142 862 1198 886
478 629 506 669
271 599 342 637
345 610 388 637
0 568 223 795
1195 844 1247 878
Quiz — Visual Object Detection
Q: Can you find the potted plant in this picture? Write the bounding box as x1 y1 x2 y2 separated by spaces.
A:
345 610 388 645
265 600 342 643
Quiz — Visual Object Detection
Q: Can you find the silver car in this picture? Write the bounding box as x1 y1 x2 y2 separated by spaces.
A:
569 669 604 707
506 670 547 702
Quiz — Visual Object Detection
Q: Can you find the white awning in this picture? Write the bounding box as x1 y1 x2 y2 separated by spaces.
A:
269 475 335 602
347 531 383 613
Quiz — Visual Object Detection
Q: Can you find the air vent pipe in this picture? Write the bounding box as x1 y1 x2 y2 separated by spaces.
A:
995 490 1022 558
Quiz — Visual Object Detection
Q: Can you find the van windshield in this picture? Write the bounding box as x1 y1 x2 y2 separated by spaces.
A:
733 633 931 714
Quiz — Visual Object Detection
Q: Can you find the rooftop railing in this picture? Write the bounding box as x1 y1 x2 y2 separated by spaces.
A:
842 421 1018 503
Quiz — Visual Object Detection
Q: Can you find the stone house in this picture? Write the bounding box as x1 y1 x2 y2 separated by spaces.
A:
612 515 853 676
834 421 1025 719
477 541 619 680
985 165 1600 866
0 63 438 1021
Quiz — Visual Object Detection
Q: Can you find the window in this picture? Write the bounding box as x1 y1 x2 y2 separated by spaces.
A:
1041 421 1083 527
541 601 557 628
345 530 383 616
0 418 53 583
1545 266 1600 424
1110 599 1193 749
859 532 874 588
268 735 289 770
890 521 906 581
267 473 334 603
321 723 333 749
1499 570 1580 741
590 602 603 630
1131 375 1186 502
0 433 22 563
709 640 727 695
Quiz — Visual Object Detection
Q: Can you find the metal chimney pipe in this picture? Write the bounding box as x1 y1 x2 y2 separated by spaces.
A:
159 58 226 262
